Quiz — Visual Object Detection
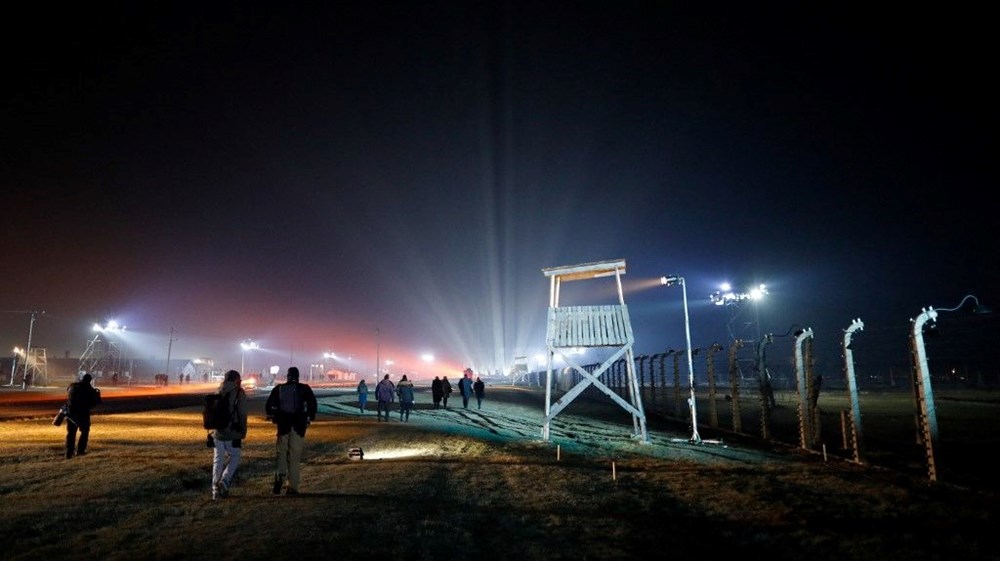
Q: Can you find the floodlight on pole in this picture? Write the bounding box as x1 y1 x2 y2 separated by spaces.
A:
240 339 259 374
322 351 336 374
711 283 768 342
710 283 768 305
9 347 22 387
660 275 701 444
78 319 124 384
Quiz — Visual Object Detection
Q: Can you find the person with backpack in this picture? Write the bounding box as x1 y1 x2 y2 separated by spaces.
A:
375 374 395 422
210 370 249 500
396 375 415 422
64 373 102 458
265 366 317 496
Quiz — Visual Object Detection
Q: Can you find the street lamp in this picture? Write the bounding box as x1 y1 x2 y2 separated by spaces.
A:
10 347 23 387
240 339 259 374
661 275 701 444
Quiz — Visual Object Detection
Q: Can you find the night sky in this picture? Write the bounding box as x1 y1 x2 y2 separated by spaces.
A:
2 2 996 380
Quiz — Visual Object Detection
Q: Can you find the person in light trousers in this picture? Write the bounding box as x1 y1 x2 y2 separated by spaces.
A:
212 370 249 500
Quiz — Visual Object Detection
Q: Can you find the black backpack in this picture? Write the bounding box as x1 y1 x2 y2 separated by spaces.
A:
203 392 233 430
278 384 303 414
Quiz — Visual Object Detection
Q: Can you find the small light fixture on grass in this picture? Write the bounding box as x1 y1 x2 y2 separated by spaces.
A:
349 447 364 460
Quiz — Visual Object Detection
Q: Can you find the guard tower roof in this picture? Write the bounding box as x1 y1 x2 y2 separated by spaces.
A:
541 259 626 283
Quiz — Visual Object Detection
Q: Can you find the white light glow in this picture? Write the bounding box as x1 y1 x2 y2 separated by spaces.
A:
362 445 435 460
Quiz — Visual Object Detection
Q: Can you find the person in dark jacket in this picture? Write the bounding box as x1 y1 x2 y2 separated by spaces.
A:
211 370 249 500
396 375 415 421
473 376 485 410
265 367 317 496
431 376 443 409
65 373 102 458
441 376 452 408
375 374 395 421
457 370 474 409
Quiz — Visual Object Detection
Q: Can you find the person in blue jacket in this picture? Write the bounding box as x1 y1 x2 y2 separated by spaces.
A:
356 379 369 414
457 369 474 409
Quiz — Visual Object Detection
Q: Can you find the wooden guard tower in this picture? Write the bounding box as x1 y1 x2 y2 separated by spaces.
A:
541 259 648 442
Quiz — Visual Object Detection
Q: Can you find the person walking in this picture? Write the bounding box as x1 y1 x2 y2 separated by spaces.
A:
211 370 248 500
396 375 415 421
457 370 474 409
375 374 395 421
65 373 102 459
431 376 443 409
473 376 485 410
441 376 452 408
356 379 369 414
265 367 317 496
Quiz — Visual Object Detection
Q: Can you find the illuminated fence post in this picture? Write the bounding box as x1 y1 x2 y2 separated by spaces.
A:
671 350 683 418
755 334 774 441
793 328 814 450
706 343 723 428
728 339 744 433
908 294 991 483
842 318 865 464
909 307 939 482
652 352 665 407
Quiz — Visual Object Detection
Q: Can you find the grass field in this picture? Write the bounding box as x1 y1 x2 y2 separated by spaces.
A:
1 385 998 561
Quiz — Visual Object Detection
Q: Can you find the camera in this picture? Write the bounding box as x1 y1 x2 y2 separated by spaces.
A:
206 433 215 448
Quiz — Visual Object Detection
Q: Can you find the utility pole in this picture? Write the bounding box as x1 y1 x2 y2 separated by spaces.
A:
165 327 177 383
375 327 381 378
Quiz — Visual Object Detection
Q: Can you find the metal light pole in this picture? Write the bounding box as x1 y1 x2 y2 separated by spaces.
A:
166 327 177 382
240 339 258 374
9 347 21 387
375 327 381 378
661 276 701 443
